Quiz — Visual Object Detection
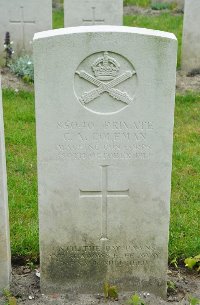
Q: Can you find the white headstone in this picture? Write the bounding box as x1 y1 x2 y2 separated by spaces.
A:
0 77 11 293
182 0 200 73
0 0 52 55
64 0 123 27
33 26 177 298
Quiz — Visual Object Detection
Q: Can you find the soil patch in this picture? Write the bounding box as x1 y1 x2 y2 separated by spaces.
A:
176 70 200 94
1 68 34 92
0 267 199 305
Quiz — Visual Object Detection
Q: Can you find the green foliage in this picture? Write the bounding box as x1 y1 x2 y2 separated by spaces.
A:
26 260 36 270
167 281 176 293
185 254 200 271
127 294 145 305
3 290 17 305
170 257 178 268
7 297 17 305
9 55 34 83
151 2 172 10
103 282 118 300
3 289 11 298
189 296 200 305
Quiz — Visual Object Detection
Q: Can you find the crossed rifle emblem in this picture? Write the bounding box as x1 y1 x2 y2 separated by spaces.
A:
75 70 136 105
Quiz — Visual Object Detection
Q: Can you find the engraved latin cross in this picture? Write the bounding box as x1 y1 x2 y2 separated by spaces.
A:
9 6 35 49
82 7 105 25
80 165 129 241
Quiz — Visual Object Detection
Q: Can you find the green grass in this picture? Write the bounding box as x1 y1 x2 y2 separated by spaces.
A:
3 90 38 258
2 89 200 261
53 9 64 29
169 93 200 260
124 0 151 7
124 13 183 67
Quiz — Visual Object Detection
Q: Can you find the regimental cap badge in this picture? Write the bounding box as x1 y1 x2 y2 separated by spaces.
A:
75 51 137 108
92 52 120 81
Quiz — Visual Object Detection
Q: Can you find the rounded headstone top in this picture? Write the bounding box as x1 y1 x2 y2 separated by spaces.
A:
33 25 177 42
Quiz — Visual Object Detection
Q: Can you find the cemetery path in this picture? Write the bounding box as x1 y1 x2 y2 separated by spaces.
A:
0 266 199 305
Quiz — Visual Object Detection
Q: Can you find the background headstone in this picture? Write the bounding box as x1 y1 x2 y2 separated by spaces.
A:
64 0 123 27
0 0 52 56
182 0 200 74
0 76 11 293
33 26 177 298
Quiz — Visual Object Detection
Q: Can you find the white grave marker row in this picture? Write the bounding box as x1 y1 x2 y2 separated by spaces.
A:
0 0 123 56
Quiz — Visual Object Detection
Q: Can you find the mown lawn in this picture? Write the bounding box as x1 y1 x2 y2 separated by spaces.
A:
3 90 38 258
169 93 200 260
53 9 64 29
2 89 200 261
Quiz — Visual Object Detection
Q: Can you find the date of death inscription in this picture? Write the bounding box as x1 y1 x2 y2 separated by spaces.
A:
56 120 154 161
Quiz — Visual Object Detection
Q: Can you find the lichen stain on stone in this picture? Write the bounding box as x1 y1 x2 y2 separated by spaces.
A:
45 244 108 283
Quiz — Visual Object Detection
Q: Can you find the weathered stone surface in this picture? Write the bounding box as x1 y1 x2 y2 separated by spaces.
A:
0 0 52 55
64 0 123 27
0 77 11 293
182 0 200 73
33 26 177 298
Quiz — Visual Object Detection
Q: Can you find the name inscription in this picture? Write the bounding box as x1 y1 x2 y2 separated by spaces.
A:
56 120 154 161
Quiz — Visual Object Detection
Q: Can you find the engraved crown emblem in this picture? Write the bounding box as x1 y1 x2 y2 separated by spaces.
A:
92 52 120 81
